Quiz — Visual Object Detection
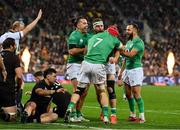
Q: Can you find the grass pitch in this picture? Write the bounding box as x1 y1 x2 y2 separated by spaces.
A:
0 83 180 129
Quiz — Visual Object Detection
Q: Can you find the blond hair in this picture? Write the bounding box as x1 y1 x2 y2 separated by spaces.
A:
11 21 24 30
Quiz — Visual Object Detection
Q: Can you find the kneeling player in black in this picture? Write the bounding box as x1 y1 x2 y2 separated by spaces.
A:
0 38 23 122
21 68 62 123
25 70 72 119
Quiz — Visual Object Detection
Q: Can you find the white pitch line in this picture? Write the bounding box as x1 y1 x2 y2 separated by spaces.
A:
83 106 180 115
45 105 179 129
47 123 114 130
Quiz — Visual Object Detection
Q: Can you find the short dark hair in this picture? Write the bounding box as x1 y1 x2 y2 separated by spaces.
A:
43 68 56 78
34 71 43 77
129 23 139 31
72 16 87 27
2 38 15 49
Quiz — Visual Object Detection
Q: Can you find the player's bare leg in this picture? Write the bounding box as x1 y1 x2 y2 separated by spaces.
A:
71 79 89 122
21 101 36 123
40 112 58 123
107 74 117 124
94 85 103 120
96 84 109 124
124 83 136 121
0 106 17 122
76 84 90 122
70 79 79 119
64 83 87 123
132 86 145 123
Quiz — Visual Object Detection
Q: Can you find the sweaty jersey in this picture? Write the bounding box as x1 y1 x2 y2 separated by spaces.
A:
0 31 24 54
125 36 144 69
67 30 90 63
85 31 121 64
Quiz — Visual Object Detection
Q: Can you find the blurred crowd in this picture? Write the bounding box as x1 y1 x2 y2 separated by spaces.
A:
0 0 179 76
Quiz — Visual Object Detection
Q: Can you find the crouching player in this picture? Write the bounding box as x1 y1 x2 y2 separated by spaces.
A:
21 68 61 123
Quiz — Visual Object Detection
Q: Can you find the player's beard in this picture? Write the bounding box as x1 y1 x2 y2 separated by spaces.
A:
95 30 104 33
82 27 88 33
127 33 133 40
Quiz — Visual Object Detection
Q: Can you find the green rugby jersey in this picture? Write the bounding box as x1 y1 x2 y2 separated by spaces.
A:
85 31 122 64
67 30 90 63
125 36 144 69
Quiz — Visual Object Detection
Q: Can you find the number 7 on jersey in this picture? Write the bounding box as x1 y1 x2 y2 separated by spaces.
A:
93 38 103 47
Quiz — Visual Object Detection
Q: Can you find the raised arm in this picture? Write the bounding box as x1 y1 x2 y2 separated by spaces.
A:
22 9 42 36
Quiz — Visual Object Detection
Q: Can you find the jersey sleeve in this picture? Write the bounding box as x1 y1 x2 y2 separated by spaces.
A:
0 37 4 44
34 81 46 91
133 40 143 52
0 31 23 44
11 31 23 39
68 34 79 49
8 32 23 40
114 38 122 50
68 35 78 45
19 31 24 38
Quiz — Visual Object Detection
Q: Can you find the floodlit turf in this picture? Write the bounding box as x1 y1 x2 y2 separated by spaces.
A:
0 83 180 129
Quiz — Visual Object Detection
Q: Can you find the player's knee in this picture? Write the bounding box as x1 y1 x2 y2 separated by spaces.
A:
74 83 87 96
51 113 58 121
28 101 36 107
74 87 85 96
107 80 115 89
133 93 141 99
45 113 58 123
0 111 16 122
125 93 132 99
96 84 106 94
25 101 36 110
81 91 88 98
108 91 116 100
0 110 10 121
107 86 116 100
107 80 116 100
9 113 17 122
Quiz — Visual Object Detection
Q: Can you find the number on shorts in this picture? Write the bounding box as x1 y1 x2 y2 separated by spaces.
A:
93 38 103 47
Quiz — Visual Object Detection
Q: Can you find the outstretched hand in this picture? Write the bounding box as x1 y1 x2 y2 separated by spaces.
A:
37 9 42 20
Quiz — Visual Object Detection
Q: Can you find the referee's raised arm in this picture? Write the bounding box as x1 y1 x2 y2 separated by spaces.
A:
22 9 42 36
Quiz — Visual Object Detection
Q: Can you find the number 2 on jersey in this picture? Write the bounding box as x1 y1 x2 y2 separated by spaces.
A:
93 38 103 47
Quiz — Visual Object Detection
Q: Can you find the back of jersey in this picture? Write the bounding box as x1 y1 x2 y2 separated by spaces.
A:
0 31 22 54
84 31 120 64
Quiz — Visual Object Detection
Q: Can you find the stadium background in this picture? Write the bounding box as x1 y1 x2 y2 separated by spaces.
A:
0 0 179 83
0 0 180 129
